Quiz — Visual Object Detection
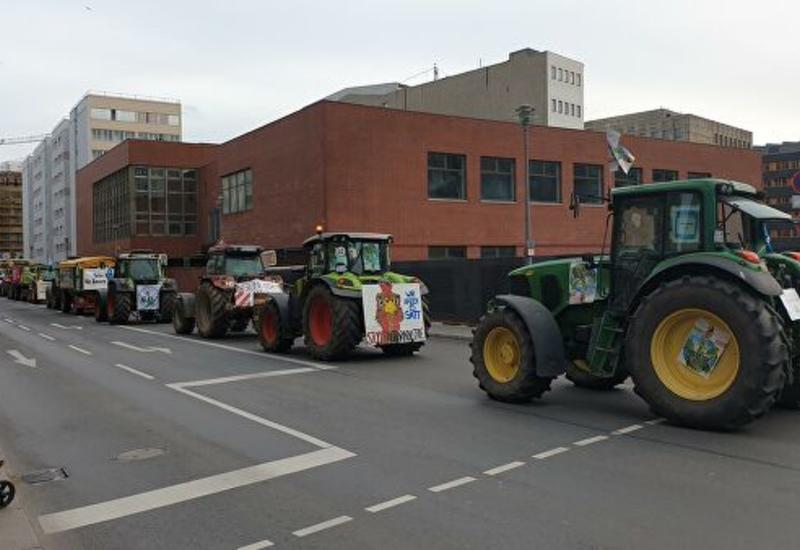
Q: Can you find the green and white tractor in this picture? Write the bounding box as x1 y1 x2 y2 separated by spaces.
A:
95 251 177 324
470 179 800 430
257 232 430 361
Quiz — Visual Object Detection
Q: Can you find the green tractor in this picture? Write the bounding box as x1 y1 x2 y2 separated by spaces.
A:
257 232 430 361
23 263 56 304
95 251 177 324
470 179 800 430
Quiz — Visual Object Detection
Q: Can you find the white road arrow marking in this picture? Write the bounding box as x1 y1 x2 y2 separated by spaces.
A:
50 323 83 330
111 341 171 354
6 350 36 368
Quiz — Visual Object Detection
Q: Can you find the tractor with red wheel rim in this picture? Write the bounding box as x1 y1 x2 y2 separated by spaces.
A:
257 232 431 361
172 242 281 338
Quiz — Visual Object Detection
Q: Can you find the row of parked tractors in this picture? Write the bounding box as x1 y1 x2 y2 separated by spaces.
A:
5 178 800 431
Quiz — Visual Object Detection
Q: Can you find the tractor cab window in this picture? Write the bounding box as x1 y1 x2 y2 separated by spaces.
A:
717 200 757 251
123 259 160 281
309 243 326 274
665 192 703 254
225 255 264 278
206 254 224 275
614 197 663 259
326 240 388 275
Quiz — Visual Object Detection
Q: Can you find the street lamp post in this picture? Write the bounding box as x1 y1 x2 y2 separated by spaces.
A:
516 104 535 264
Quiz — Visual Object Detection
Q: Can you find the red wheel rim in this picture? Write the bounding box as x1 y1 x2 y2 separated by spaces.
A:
309 298 333 346
261 309 278 344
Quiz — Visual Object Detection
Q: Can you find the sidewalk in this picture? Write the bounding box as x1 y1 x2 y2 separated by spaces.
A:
0 454 42 550
429 322 473 341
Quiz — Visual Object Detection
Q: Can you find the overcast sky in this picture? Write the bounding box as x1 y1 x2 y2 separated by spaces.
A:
1 0 797 163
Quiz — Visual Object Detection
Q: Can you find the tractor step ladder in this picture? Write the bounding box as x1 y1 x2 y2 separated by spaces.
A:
587 311 624 376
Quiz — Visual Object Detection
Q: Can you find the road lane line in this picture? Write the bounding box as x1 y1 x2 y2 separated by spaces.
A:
573 435 609 447
532 447 570 460
645 418 665 425
118 325 337 371
17 324 30 331
50 323 82 330
38 333 56 341
365 494 417 513
483 461 525 476
428 476 477 493
167 384 334 449
292 515 352 537
175 367 317 388
38 446 355 534
111 341 171 354
68 345 92 355
4 318 14 323
114 364 155 380
612 424 644 435
238 539 274 549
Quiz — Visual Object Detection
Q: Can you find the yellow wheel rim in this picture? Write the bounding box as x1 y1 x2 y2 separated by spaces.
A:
650 308 740 401
483 326 522 383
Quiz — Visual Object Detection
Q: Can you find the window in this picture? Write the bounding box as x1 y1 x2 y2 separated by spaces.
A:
687 172 711 179
551 66 556 79
665 192 702 254
481 246 516 258
574 164 603 204
114 110 136 122
428 246 466 260
428 152 466 200
570 103 575 116
558 68 563 81
653 169 678 182
480 157 515 201
614 167 643 187
222 168 253 214
167 114 180 126
577 105 582 118
570 71 575 84
576 73 581 86
90 108 111 120
552 99 557 112
530 160 561 203
558 100 563 114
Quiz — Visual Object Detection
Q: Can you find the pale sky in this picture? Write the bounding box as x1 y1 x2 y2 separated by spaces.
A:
1 0 797 163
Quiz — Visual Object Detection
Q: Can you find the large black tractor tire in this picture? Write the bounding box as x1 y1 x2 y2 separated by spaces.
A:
0 480 15 509
302 285 362 361
159 291 176 323
109 291 132 325
470 308 553 403
172 298 196 335
195 282 229 339
379 295 432 357
566 360 629 391
45 289 53 309
258 300 294 353
626 275 787 431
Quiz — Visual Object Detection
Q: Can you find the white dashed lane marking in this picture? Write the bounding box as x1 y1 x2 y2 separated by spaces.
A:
67 345 92 356
114 364 155 380
612 424 644 435
483 461 526 476
292 515 353 537
17 324 30 331
532 447 570 460
4 318 14 323
365 494 417 513
38 333 56 341
573 435 609 447
428 476 477 493
237 539 274 550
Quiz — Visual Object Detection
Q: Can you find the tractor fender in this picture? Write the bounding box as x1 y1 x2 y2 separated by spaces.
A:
264 292 295 329
635 256 782 313
316 278 362 300
492 294 567 377
177 292 196 318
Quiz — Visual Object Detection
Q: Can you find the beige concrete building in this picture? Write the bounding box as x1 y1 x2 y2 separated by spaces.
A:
0 171 23 258
328 48 585 129
585 108 752 148
22 92 182 263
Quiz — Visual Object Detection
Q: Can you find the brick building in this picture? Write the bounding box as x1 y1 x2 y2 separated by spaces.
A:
76 101 762 273
761 141 800 249
0 171 23 258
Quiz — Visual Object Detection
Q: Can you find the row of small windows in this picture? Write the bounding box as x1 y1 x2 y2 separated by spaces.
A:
551 99 582 118
222 169 253 214
551 66 581 86
428 153 711 203
91 129 180 143
764 160 800 171
713 133 750 148
90 108 180 126
428 246 516 260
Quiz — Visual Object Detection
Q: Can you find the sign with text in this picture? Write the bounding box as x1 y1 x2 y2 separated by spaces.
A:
362 283 426 345
82 268 110 291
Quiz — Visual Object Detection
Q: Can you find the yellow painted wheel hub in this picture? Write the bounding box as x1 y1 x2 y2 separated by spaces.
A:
483 326 521 383
650 308 740 401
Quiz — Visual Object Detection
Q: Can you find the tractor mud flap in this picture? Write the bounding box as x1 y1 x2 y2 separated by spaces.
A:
95 288 108 312
177 292 196 318
264 292 294 329
492 294 567 377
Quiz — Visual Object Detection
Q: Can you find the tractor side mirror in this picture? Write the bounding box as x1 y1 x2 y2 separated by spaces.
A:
261 250 277 267
158 253 168 266
569 192 581 218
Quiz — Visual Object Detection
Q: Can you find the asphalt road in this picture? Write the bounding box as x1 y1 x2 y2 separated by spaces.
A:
0 299 799 550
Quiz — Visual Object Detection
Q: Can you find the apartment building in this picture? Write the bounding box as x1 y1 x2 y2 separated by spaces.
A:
761 141 800 249
22 92 182 263
0 171 23 258
586 108 752 148
328 48 585 129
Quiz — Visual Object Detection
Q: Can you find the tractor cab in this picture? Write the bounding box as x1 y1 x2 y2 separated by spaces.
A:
115 252 167 284
205 245 265 282
304 232 392 277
